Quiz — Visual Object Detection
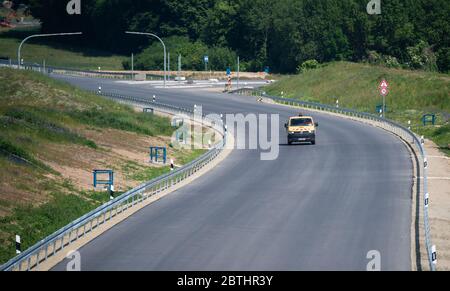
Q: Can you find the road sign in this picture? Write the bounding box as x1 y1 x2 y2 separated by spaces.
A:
226 67 231 76
379 79 389 96
204 56 209 64
379 79 389 88
380 88 389 96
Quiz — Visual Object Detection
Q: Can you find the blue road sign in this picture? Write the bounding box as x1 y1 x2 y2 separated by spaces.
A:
265 66 270 74
226 67 231 76
204 56 209 63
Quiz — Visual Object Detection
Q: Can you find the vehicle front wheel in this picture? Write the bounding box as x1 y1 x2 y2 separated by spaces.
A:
311 140 316 145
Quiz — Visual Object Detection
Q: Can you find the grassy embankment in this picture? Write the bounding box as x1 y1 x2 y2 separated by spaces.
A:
0 68 205 264
266 62 450 155
0 27 125 70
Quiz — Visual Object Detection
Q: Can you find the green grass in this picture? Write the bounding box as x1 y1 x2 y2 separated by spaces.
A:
173 149 206 165
0 136 52 171
417 125 450 156
130 166 171 182
0 190 109 264
265 61 450 154
121 161 172 182
69 108 174 137
3 107 97 149
0 28 126 70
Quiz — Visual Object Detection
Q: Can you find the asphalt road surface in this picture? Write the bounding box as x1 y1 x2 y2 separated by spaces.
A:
52 75 412 271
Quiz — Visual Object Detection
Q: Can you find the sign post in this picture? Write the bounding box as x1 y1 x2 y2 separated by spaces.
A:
378 79 389 118
226 67 232 91
204 55 209 72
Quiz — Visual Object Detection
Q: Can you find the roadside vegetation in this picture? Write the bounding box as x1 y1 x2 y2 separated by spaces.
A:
0 28 126 70
265 62 450 154
0 68 205 264
26 1 450 74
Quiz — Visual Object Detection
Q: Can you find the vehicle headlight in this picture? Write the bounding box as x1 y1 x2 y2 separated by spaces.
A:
289 131 295 134
310 130 315 134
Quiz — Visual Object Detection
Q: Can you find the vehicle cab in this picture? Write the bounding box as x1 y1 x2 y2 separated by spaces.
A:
285 114 318 145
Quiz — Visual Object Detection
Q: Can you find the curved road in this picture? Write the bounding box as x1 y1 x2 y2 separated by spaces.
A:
52 75 412 271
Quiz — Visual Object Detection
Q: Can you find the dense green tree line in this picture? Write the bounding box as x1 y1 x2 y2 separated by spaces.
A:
23 0 450 72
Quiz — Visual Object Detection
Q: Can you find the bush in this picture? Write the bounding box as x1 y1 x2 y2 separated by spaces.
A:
384 56 401 68
367 51 382 65
297 59 319 74
406 41 438 71
366 51 401 68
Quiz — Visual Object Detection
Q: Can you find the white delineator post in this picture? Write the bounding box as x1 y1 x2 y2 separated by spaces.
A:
432 245 437 266
15 235 21 254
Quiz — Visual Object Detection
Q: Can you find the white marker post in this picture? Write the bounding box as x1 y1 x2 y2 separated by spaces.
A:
15 235 21 254
170 159 174 171
432 245 437 266
153 95 156 103
110 185 115 200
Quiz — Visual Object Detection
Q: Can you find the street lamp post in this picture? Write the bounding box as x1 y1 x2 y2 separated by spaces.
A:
18 32 82 70
126 31 166 88
131 53 134 80
237 56 240 90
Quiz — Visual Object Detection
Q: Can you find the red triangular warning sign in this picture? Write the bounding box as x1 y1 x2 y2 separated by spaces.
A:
380 80 389 88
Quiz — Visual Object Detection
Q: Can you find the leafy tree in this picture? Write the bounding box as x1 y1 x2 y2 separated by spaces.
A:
208 46 237 70
25 0 449 73
129 36 209 71
407 41 437 71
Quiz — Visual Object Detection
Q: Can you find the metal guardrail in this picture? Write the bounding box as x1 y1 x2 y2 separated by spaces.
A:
0 91 226 271
231 88 436 271
0 59 164 80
